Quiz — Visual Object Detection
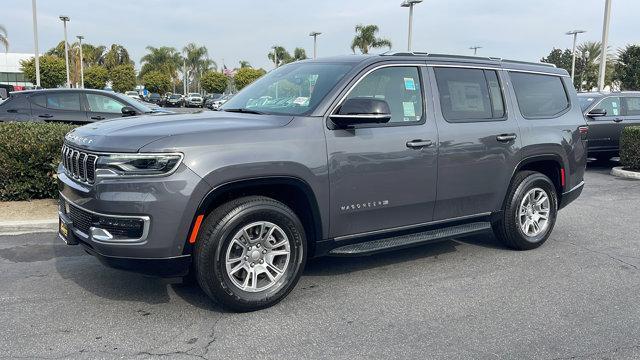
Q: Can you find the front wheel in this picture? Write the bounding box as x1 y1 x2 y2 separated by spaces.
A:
194 196 307 312
492 171 558 250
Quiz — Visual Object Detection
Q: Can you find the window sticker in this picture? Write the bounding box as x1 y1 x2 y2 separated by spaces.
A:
613 108 619 116
404 77 416 91
293 97 309 106
612 102 618 108
403 101 416 119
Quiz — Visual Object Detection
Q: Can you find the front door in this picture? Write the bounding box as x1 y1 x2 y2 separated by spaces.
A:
430 67 521 220
586 96 623 152
325 64 438 239
84 92 133 121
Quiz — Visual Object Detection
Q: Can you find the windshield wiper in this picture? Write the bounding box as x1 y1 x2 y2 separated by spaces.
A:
223 108 265 115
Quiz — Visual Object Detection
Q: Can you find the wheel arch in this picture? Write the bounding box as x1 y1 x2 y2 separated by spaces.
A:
506 154 565 208
184 176 324 257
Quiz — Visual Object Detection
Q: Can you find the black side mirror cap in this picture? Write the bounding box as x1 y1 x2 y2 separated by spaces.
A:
330 98 392 128
121 106 137 116
587 108 607 118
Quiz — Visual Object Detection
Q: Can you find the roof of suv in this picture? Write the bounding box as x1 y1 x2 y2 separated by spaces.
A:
308 52 568 76
578 91 640 97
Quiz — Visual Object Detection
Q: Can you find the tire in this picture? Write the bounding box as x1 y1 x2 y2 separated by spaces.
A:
591 152 616 162
492 171 558 250
194 196 307 312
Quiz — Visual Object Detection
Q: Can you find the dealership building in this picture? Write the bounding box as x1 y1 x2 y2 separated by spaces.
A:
0 53 34 88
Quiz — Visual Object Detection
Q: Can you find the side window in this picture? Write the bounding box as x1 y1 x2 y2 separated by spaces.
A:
46 93 81 111
434 68 504 122
510 72 569 119
86 94 126 113
623 97 640 116
595 97 622 118
344 66 423 123
31 94 46 108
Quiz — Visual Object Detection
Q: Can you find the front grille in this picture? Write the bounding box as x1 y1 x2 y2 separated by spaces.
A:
61 145 98 184
63 199 145 239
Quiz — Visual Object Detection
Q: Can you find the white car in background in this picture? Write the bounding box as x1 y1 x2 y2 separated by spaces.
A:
212 94 233 110
125 91 140 100
185 93 204 108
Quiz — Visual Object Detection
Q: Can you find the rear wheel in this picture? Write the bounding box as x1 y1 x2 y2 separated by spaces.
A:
194 196 306 312
492 171 558 250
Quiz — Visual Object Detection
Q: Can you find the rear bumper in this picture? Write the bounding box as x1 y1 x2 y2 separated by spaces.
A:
559 181 584 210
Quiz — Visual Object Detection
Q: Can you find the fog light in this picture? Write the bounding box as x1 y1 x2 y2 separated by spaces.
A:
90 227 114 242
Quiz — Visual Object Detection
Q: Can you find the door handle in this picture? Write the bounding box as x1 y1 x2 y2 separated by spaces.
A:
496 133 517 142
6 109 17 113
90 115 106 120
613 118 623 123
406 139 433 149
38 114 53 118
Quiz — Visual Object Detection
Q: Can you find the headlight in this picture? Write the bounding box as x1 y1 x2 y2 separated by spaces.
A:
95 153 183 178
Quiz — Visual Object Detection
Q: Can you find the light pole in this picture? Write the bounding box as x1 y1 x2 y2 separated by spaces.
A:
401 0 423 52
566 30 586 82
59 15 70 88
77 35 84 88
469 46 482 55
272 46 278 68
309 31 322 59
31 0 40 87
598 0 612 91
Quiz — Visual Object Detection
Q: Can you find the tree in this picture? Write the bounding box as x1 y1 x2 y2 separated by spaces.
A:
183 43 216 92
142 70 171 94
541 48 573 72
268 46 291 67
140 46 182 79
239 60 251 68
0 25 8 52
615 45 640 90
20 55 66 88
103 44 133 70
110 64 137 93
234 67 266 90
350 24 392 54
84 65 109 89
201 71 228 94
575 41 615 91
293 48 307 61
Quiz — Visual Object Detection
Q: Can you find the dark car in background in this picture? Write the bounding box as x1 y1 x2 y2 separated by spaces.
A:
578 91 640 161
0 88 168 124
164 93 185 107
203 93 222 109
148 93 162 105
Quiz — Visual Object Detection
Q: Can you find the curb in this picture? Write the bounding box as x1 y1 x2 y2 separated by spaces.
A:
0 219 58 236
611 166 640 180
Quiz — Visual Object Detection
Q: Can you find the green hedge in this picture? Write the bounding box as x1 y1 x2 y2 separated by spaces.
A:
620 126 640 171
0 122 76 201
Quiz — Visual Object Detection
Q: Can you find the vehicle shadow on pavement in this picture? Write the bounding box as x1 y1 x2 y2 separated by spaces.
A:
304 232 506 277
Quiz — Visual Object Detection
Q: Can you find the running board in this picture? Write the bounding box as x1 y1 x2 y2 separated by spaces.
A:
329 222 492 256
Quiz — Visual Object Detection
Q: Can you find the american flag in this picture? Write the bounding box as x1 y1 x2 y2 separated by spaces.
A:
223 65 236 77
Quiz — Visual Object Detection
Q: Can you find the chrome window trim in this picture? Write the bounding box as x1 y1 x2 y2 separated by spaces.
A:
59 192 150 244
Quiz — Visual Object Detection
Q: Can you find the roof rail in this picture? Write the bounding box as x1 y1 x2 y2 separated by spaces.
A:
502 59 556 68
380 52 558 68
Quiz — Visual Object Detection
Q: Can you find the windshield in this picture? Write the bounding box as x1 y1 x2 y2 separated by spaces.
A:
222 62 354 115
578 95 598 111
170 94 181 99
113 93 154 113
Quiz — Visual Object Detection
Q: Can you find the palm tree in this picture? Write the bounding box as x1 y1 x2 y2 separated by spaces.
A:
239 60 251 68
350 24 392 54
183 43 216 92
140 46 183 92
0 25 8 52
103 44 132 70
575 41 615 91
268 46 291 67
292 48 307 61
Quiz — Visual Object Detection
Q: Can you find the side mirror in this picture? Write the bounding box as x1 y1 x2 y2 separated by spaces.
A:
330 98 392 128
121 106 137 117
587 108 607 118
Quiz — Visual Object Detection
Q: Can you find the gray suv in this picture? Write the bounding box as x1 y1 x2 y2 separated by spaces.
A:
58 53 587 311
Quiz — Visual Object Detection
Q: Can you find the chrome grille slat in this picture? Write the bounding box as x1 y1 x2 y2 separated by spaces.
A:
61 145 97 184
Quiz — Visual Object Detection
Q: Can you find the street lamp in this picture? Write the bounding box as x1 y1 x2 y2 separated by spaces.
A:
566 30 586 81
309 31 322 59
401 0 423 52
469 46 482 55
31 0 40 87
77 35 84 88
59 15 70 88
272 45 279 68
598 0 612 91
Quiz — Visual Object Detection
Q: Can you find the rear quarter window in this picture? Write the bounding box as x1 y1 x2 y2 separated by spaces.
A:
510 72 570 119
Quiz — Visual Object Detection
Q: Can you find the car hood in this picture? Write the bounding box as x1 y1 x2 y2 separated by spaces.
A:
64 111 294 152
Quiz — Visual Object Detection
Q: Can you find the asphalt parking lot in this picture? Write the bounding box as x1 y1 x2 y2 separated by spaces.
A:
1 161 639 359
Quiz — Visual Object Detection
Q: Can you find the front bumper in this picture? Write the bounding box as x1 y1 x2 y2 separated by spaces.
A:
57 162 211 274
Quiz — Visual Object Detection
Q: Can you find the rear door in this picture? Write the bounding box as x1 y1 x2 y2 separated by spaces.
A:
84 92 131 121
586 96 623 152
430 66 520 220
621 96 640 131
0 94 32 121
30 91 88 123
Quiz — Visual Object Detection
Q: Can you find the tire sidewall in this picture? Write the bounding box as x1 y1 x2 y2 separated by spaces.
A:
203 203 306 310
509 174 558 245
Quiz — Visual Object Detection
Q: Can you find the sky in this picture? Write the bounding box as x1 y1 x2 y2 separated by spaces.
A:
2 0 639 71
